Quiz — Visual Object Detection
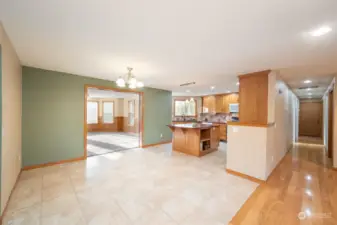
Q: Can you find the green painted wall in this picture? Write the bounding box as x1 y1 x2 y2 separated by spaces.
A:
22 66 172 167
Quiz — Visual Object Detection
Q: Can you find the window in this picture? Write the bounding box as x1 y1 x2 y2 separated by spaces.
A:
103 102 114 123
87 101 98 124
128 100 135 126
174 99 196 116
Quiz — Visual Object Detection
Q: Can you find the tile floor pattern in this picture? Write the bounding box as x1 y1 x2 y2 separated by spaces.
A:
3 143 258 225
87 132 139 157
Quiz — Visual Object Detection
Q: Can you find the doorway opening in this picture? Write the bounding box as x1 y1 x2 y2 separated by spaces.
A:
298 100 323 145
84 85 143 157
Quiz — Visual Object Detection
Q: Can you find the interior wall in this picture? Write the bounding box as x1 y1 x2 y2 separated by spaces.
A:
22 66 172 167
0 23 22 214
323 95 329 149
321 77 337 167
333 78 337 168
227 125 268 180
265 74 298 178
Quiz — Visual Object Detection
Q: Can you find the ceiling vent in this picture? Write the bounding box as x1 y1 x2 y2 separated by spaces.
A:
180 82 196 87
298 85 319 90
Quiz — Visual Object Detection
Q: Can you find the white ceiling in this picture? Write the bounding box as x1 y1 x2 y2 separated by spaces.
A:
88 88 138 99
1 0 337 97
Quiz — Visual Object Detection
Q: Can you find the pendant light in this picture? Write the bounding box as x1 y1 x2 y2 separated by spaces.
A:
116 67 144 88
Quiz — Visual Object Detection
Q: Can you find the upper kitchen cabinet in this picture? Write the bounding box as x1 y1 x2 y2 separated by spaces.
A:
202 96 216 113
216 95 224 112
223 93 239 113
214 93 239 113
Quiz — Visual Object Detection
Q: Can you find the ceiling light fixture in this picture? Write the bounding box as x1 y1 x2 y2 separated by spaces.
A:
309 26 332 37
304 80 312 84
308 93 312 95
210 86 215 90
227 90 231 93
186 90 191 93
116 67 144 89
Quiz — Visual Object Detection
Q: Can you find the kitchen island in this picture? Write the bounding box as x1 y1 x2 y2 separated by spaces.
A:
167 123 220 157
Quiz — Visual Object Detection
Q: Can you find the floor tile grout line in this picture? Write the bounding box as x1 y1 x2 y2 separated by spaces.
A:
68 171 88 225
39 173 43 224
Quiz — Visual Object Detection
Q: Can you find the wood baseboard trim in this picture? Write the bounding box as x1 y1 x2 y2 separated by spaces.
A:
226 168 265 184
142 141 172 148
0 170 22 223
23 156 86 171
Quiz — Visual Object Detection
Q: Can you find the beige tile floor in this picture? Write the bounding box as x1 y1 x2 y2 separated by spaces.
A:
3 143 258 225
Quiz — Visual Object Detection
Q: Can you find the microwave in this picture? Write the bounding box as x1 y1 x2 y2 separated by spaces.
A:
229 103 239 113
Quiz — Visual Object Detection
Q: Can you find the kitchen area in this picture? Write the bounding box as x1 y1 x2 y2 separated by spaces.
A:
169 93 239 157
172 93 239 142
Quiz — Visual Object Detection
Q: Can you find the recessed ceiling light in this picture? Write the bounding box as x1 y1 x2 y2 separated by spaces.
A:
186 90 191 93
304 80 312 84
236 82 240 86
309 26 332 37
210 86 215 90
307 88 311 91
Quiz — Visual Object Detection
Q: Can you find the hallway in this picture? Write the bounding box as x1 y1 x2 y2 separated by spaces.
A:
230 141 336 225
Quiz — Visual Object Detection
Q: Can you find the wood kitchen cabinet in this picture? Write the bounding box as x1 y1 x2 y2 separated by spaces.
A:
216 96 224 113
222 93 239 113
202 96 216 113
219 123 227 141
213 123 227 141
210 125 220 149
203 93 239 114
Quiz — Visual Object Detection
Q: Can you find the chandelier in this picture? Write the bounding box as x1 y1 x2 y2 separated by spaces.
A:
116 67 144 89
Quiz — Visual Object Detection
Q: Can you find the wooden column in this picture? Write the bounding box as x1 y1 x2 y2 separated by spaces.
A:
238 70 270 125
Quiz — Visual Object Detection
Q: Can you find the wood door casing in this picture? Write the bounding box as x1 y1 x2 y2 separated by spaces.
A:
299 101 323 137
328 91 334 158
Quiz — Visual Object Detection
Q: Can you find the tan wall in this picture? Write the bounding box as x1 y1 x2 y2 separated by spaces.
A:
0 23 22 214
123 96 140 133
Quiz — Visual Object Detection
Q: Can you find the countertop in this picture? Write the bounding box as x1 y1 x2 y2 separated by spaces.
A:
172 120 228 124
168 123 219 129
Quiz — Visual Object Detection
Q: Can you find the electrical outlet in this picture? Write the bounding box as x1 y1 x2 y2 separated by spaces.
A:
160 133 163 139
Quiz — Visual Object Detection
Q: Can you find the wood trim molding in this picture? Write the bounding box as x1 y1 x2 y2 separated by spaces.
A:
0 171 22 223
227 122 275 128
142 141 172 148
226 168 265 184
22 156 86 171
